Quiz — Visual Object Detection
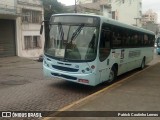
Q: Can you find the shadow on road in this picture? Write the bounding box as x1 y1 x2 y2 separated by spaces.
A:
48 66 147 96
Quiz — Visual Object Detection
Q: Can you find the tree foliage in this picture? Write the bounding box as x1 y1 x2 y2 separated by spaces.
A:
41 0 68 42
41 0 66 20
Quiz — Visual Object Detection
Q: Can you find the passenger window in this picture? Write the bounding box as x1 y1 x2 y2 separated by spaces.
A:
99 26 111 62
144 34 148 46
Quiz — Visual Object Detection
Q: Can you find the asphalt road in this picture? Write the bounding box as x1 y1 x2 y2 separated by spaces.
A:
0 51 160 113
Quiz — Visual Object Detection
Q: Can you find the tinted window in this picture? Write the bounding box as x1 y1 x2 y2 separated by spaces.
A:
99 23 111 62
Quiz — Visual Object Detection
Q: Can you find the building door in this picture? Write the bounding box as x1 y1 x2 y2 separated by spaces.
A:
0 19 16 57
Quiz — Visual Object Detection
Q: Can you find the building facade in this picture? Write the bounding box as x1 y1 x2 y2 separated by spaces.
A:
68 0 112 18
78 0 142 27
0 0 44 58
142 9 158 25
111 0 142 27
79 0 98 4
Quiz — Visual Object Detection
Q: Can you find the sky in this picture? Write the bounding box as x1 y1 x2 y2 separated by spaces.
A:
58 0 160 23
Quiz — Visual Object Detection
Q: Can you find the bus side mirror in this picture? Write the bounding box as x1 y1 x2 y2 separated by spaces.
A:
40 25 43 35
40 20 49 35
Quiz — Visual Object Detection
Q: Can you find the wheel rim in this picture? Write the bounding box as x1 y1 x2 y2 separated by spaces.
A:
108 70 114 82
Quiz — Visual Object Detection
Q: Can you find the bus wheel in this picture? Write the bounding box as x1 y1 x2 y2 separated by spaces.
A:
140 58 145 70
108 67 117 83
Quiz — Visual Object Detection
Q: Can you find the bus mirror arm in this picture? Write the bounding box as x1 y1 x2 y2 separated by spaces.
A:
40 20 49 35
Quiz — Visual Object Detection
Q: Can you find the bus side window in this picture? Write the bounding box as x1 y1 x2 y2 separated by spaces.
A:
144 34 148 46
99 28 111 62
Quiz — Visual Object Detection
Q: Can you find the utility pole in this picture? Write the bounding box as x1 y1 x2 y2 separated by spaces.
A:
75 0 77 13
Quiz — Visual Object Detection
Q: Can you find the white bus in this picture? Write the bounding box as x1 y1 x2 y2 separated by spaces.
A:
42 13 155 86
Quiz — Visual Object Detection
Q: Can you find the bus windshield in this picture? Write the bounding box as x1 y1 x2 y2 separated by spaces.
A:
45 15 100 62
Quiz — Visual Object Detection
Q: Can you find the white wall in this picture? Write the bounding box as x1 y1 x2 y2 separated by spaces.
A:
16 1 45 58
111 0 142 27
101 6 112 18
0 0 15 6
79 0 93 4
0 0 16 14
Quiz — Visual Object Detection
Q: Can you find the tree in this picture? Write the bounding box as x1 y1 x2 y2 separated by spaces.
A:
41 0 67 44
41 0 66 20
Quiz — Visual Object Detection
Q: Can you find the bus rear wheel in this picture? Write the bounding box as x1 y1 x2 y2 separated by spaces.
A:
140 58 145 70
108 67 117 83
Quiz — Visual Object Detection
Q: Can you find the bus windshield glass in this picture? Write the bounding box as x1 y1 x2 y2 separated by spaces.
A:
45 15 100 62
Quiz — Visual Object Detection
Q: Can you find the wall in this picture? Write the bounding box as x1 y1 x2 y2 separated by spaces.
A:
16 0 45 58
111 0 142 27
79 0 93 4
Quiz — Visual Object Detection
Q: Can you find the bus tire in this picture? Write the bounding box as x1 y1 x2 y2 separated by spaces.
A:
108 66 117 83
140 58 145 70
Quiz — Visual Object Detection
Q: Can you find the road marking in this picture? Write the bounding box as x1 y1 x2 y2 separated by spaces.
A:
42 62 158 120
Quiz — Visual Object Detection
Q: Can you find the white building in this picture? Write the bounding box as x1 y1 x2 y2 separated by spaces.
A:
79 0 97 4
78 0 142 27
142 9 158 25
74 1 111 18
0 0 44 58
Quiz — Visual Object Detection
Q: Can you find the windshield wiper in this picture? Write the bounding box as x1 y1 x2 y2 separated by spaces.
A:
71 23 84 41
58 22 64 41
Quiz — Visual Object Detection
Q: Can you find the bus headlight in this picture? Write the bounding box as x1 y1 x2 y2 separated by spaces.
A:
81 67 91 74
44 60 50 67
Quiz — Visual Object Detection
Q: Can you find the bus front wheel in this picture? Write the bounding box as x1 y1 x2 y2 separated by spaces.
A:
108 67 117 83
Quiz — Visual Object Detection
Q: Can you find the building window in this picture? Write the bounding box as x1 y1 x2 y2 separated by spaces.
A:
24 36 32 49
22 9 42 23
24 36 41 49
112 11 116 19
33 36 41 48
92 0 97 3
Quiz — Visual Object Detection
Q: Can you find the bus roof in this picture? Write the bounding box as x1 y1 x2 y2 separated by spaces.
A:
52 13 155 35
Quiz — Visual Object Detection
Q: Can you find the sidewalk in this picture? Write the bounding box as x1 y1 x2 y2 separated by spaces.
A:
46 62 160 120
0 56 38 68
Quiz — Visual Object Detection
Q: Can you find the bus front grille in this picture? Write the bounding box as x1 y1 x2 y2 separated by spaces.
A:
51 73 77 80
52 65 79 72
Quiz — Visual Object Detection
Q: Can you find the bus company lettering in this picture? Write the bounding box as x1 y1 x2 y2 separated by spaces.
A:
112 52 121 58
129 50 141 58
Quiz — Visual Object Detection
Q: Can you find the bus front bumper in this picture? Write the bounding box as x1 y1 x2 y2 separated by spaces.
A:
43 65 97 86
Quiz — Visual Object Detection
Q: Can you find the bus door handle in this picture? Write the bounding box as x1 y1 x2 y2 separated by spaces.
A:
107 59 109 65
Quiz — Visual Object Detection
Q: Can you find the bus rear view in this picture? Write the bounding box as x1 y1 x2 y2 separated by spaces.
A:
43 14 100 86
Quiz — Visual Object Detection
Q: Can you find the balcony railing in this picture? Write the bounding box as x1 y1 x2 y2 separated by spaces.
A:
17 0 42 7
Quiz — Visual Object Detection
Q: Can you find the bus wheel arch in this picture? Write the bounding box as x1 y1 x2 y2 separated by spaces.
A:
108 64 118 83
